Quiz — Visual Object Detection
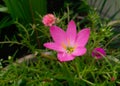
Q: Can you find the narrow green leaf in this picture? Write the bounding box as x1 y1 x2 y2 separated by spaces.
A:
3 0 47 24
0 5 8 13
99 0 107 14
110 9 120 20
103 5 112 17
0 17 13 29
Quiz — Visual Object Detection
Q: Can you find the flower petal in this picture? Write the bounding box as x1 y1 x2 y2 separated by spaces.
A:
43 42 64 52
66 20 77 45
57 52 75 62
76 28 90 47
72 47 86 56
50 26 67 44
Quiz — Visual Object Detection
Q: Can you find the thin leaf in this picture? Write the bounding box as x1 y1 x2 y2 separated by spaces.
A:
0 17 13 29
103 5 112 17
110 9 120 20
0 5 8 13
99 0 107 14
3 0 47 24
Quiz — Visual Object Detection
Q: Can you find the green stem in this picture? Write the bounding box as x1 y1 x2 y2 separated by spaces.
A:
67 4 70 22
0 41 24 45
29 0 40 49
63 62 71 77
81 78 95 86
75 62 81 79
63 62 74 85
15 22 30 40
98 52 112 69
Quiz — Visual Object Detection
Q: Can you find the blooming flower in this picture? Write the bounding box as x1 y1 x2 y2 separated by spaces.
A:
44 20 90 62
92 47 106 59
42 14 56 27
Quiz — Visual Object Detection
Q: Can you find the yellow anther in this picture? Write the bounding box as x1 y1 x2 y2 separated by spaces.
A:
66 47 74 54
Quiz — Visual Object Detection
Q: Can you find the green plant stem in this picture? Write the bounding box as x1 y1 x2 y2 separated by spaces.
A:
67 5 70 22
74 62 81 79
63 62 71 76
97 52 112 69
81 78 95 86
104 56 112 69
32 24 40 48
15 22 30 40
29 0 40 49
35 28 40 49
0 41 24 45
62 62 74 85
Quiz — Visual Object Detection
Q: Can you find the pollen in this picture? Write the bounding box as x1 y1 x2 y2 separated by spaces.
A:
66 47 74 54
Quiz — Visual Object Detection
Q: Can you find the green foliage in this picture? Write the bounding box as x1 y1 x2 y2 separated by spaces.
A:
0 51 120 86
0 17 13 31
0 0 120 86
0 0 47 54
0 4 8 13
3 0 47 24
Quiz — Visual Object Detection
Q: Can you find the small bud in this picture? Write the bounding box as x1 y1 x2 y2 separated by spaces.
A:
92 48 106 59
42 14 56 27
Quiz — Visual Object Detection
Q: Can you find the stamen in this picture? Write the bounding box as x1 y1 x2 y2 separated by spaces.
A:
66 47 74 54
61 41 75 54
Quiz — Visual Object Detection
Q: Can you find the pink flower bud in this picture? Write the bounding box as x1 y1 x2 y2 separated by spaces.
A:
42 14 56 27
92 48 106 59
111 77 115 82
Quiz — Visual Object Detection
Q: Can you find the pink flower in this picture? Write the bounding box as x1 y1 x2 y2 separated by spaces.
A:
42 14 56 27
43 20 90 62
92 47 106 59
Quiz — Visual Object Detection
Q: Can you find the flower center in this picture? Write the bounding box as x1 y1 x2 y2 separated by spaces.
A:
66 47 74 54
